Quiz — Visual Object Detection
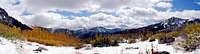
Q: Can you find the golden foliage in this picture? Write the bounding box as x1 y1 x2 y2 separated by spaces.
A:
0 23 22 40
180 33 200 49
150 31 180 40
86 35 119 47
22 27 81 46
183 24 200 34
0 23 81 46
179 24 200 49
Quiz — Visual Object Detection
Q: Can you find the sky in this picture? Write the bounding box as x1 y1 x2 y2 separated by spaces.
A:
0 0 200 30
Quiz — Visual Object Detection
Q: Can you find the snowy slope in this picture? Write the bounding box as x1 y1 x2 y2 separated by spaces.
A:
0 37 76 54
0 37 200 54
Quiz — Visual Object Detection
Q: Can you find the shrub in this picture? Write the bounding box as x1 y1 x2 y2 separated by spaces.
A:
0 23 81 46
128 38 136 43
0 23 22 40
183 24 200 34
21 27 81 46
178 24 200 51
179 33 200 51
88 35 119 47
0 32 20 40
150 31 180 40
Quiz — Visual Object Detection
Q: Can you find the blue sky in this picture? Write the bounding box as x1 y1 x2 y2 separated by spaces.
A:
171 0 200 11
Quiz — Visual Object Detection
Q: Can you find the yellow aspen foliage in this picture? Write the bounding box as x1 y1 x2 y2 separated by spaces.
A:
0 23 81 46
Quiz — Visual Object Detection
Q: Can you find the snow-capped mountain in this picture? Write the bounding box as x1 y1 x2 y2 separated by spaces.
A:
42 17 200 39
48 17 193 39
161 17 187 28
144 17 188 32
115 17 200 34
0 8 32 30
188 18 200 24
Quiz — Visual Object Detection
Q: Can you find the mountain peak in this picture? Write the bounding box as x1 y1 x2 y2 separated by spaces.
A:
0 7 32 30
166 17 186 22
90 27 107 31
0 8 9 18
162 17 186 26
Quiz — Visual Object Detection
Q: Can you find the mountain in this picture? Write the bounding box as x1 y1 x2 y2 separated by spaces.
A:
42 27 122 39
0 8 32 30
188 18 200 24
41 17 200 39
115 17 200 34
68 17 200 38
73 27 122 39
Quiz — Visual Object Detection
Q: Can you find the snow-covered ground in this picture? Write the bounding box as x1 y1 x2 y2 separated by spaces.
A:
0 37 200 54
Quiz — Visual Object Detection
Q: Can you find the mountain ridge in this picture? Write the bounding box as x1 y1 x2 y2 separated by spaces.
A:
45 17 200 39
0 8 32 30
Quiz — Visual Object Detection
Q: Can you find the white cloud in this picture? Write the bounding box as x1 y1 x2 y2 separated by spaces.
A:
21 0 91 10
21 11 148 30
19 0 161 13
1 0 200 30
15 0 163 29
161 0 173 2
117 7 157 18
116 7 162 25
22 12 67 28
155 2 173 9
196 2 200 5
157 10 200 19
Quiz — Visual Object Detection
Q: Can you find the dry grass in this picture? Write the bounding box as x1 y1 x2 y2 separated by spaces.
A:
150 31 180 40
0 23 81 46
183 24 200 34
179 24 200 49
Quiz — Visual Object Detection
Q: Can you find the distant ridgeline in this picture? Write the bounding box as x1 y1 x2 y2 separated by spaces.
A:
45 17 200 39
0 8 32 30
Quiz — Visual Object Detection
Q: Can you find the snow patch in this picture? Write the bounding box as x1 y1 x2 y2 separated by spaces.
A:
0 37 200 54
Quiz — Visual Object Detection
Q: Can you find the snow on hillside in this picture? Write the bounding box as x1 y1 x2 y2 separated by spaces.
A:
0 37 200 54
